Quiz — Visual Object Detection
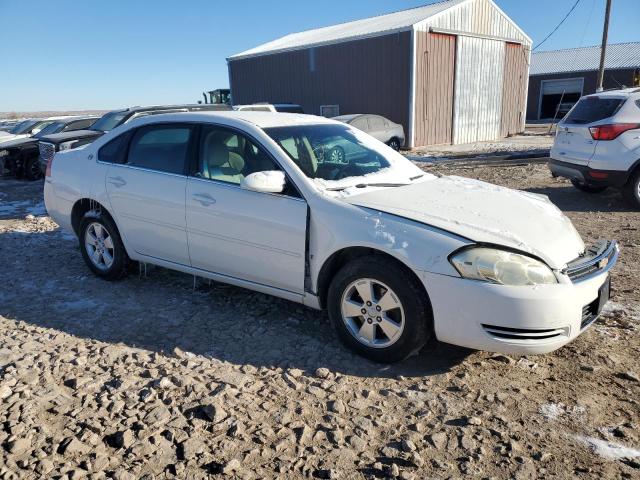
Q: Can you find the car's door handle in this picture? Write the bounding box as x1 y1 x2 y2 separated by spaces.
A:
108 176 126 188
192 193 216 206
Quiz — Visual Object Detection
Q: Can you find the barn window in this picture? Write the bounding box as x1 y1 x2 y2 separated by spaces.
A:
309 48 316 72
320 105 339 118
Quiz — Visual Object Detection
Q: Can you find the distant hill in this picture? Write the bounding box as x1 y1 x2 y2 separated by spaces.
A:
0 110 110 120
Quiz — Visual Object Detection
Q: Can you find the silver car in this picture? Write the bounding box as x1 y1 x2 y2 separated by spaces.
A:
333 114 405 151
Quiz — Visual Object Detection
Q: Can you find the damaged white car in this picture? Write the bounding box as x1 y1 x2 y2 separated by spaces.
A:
44 112 618 362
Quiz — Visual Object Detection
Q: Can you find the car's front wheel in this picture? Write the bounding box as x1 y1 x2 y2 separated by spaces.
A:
623 169 640 210
23 156 43 181
570 179 607 193
79 211 129 280
327 257 431 363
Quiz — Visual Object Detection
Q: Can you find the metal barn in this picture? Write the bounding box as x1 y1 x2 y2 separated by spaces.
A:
227 0 532 148
527 43 640 121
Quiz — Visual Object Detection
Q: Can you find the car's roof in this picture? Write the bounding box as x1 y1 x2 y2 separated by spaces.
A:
142 111 339 129
588 87 640 98
333 114 364 122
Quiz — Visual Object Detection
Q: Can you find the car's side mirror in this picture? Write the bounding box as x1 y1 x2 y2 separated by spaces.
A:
240 170 286 194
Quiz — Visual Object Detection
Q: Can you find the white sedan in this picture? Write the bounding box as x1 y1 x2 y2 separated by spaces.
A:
44 112 618 362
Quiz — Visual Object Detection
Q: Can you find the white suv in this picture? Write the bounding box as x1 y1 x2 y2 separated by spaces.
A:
44 112 617 362
550 88 640 208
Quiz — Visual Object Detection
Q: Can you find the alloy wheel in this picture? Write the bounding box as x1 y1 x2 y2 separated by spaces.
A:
84 222 115 271
340 278 405 348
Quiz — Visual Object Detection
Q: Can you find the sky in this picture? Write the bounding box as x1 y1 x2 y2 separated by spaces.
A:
0 0 638 112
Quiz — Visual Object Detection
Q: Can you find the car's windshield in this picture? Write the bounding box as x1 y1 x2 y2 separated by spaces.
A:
264 124 423 190
9 120 37 134
34 121 64 138
90 111 128 132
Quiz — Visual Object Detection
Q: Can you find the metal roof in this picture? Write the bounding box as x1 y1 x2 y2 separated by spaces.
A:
229 0 468 60
531 42 640 76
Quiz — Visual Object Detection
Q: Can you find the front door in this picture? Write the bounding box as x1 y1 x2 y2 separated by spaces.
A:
186 125 307 293
105 123 195 266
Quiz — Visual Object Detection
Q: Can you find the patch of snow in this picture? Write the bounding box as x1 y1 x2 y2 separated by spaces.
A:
575 435 640 460
54 298 105 313
539 403 586 421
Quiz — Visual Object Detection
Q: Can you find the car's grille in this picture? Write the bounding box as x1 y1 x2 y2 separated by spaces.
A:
482 324 568 341
565 240 619 283
39 142 56 164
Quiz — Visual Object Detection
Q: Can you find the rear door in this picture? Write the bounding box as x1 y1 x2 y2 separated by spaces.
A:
104 123 195 266
555 96 626 165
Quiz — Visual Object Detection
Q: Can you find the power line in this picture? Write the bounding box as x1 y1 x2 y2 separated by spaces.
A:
533 0 582 52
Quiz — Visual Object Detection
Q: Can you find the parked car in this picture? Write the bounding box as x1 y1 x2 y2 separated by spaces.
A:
0 120 21 133
45 111 618 363
37 104 231 174
0 118 60 145
234 103 304 113
549 88 640 209
0 116 97 180
333 114 405 150
0 117 74 175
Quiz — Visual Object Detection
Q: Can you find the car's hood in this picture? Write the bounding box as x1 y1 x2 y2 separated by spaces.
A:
38 129 102 144
0 133 28 146
0 136 36 150
344 176 585 269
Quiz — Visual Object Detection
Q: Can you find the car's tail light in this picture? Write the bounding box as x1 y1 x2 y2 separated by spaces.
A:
589 123 640 141
45 156 54 177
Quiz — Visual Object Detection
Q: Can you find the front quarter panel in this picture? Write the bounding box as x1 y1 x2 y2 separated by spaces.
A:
308 197 469 293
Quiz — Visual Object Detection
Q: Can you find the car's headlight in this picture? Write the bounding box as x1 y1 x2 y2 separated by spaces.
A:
0 150 8 157
59 140 78 151
450 247 557 286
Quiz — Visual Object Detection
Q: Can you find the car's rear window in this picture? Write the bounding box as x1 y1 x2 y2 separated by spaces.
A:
565 96 625 124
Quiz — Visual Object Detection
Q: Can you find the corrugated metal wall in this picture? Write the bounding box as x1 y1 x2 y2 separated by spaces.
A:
414 32 456 146
228 32 412 131
452 36 505 144
422 0 529 43
501 43 529 137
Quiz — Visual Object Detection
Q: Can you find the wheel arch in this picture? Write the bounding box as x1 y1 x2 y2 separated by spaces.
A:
71 198 118 237
315 246 431 312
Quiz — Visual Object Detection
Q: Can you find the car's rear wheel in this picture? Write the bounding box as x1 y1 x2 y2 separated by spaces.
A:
79 211 129 280
387 137 401 151
622 169 640 210
570 179 607 193
327 257 431 363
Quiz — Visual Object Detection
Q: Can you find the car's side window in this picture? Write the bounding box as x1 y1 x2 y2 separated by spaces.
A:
196 126 282 186
369 116 385 130
64 119 94 131
351 117 369 131
98 132 133 164
126 125 193 175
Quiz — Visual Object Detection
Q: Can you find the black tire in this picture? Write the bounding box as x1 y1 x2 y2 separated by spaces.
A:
79 210 129 280
570 179 607 193
622 169 640 210
387 137 401 151
327 257 432 363
328 146 346 163
23 156 43 181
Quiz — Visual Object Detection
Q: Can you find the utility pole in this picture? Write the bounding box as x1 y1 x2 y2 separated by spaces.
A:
596 0 613 92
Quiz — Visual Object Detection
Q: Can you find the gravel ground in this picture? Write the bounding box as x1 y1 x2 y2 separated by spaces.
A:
408 134 553 160
0 163 639 479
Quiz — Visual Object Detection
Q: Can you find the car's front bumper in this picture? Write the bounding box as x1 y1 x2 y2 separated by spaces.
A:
421 241 619 355
549 159 629 188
